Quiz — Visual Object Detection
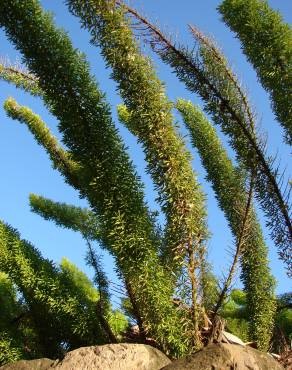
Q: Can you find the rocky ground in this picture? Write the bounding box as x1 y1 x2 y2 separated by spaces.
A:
0 342 285 370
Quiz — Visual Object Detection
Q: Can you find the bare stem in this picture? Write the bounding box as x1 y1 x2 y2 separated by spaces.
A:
213 173 255 316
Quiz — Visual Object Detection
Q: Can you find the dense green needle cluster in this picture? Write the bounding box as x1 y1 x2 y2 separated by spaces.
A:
0 273 24 364
4 98 81 186
0 221 109 360
60 257 127 343
177 100 276 350
193 42 291 273
66 0 211 348
29 193 115 327
29 194 101 241
0 61 42 96
219 0 292 146
66 0 208 290
0 332 23 365
0 0 189 356
122 7 291 273
29 194 132 340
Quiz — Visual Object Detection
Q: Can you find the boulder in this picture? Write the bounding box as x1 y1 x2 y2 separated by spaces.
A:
161 343 284 370
222 331 245 346
0 358 54 370
52 343 170 370
1 343 170 370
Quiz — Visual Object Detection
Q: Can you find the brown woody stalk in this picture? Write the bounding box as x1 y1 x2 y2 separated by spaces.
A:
213 173 255 316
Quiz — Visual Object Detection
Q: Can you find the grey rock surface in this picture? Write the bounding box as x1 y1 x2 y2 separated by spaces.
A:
161 343 284 370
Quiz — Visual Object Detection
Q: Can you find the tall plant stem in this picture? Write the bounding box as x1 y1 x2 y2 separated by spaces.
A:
213 173 255 316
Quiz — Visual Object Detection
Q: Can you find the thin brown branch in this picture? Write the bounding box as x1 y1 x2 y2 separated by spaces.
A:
212 173 255 316
86 239 118 343
124 279 146 339
188 24 255 133
96 301 118 343
187 238 199 347
3 66 38 83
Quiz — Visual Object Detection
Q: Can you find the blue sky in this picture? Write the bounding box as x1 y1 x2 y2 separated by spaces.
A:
0 0 291 300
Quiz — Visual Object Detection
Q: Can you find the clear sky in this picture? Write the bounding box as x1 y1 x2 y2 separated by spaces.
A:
0 0 291 302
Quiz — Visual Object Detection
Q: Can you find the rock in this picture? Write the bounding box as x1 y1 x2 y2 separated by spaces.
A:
53 343 170 370
0 358 54 370
222 330 246 346
1 344 170 370
161 343 284 370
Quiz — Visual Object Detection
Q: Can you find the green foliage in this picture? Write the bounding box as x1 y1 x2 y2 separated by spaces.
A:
107 310 129 339
30 194 100 241
0 221 110 358
277 292 292 310
0 333 23 366
60 257 126 342
221 289 252 342
0 273 46 363
128 7 291 274
60 257 99 303
230 289 246 307
176 100 276 350
276 309 292 342
0 273 24 365
29 194 110 306
29 195 112 314
0 272 19 330
224 318 249 343
219 0 292 145
0 60 41 96
29 195 131 340
75 0 209 270
276 292 292 341
0 0 187 356
221 289 292 346
4 98 81 184
65 4 208 349
0 232 128 365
